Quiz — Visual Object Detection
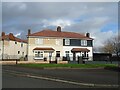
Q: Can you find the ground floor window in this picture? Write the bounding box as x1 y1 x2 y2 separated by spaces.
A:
82 52 89 58
65 51 70 57
34 51 44 59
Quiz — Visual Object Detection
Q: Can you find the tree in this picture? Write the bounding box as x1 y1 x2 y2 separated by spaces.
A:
102 35 120 56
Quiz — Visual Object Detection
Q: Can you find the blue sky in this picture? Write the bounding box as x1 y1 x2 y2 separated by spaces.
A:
2 2 118 48
101 23 118 33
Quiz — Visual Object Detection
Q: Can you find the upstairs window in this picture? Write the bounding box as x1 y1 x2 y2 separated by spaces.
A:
56 39 61 45
81 40 87 46
65 39 70 45
21 43 23 47
35 38 43 45
15 41 17 44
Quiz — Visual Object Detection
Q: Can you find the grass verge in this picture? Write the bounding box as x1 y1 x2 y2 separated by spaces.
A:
17 64 118 69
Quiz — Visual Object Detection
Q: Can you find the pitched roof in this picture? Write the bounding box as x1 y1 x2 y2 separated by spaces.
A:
28 29 93 40
71 48 90 52
1 33 27 43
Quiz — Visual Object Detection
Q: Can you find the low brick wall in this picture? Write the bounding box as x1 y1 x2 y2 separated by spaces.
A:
1 61 50 65
1 61 16 65
18 61 49 64
1 60 67 65
57 61 68 64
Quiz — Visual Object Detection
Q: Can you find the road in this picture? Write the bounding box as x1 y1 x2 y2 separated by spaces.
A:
2 65 119 88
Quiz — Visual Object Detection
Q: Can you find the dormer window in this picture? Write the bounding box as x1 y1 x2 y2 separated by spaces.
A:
81 40 87 46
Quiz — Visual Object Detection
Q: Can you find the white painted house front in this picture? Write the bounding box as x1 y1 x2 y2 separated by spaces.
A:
1 32 27 60
27 26 93 62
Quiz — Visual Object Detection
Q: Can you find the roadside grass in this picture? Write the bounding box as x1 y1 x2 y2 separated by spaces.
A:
17 63 118 69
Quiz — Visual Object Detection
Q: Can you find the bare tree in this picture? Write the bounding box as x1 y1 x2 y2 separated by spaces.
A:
102 35 120 56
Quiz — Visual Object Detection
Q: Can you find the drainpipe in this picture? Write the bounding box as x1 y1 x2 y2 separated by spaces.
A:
2 39 4 60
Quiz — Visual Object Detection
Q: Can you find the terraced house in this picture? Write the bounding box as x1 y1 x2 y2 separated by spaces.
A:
1 32 27 60
27 26 93 62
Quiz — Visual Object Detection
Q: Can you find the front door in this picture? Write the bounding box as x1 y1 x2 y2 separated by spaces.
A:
56 51 60 61
49 52 52 61
73 52 76 61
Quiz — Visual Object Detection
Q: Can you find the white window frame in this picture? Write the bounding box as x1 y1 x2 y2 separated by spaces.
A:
21 43 23 47
81 40 87 46
65 51 70 57
56 39 61 45
65 39 70 45
34 51 44 59
35 38 43 45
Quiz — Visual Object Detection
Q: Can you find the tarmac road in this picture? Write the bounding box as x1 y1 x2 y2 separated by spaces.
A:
2 65 119 88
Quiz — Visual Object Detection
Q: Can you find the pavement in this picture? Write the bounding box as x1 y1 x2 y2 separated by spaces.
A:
2 65 119 88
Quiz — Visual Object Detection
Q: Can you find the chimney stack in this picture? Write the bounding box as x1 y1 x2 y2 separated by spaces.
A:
28 29 31 35
57 26 61 32
2 32 5 36
9 33 14 40
86 33 90 38
9 33 14 36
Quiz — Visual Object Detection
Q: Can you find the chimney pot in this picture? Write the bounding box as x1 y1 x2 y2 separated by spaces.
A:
86 33 90 38
57 26 61 32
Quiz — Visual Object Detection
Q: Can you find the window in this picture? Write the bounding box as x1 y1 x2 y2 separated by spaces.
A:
65 39 70 45
21 43 23 47
65 51 69 57
82 52 89 58
34 51 44 59
22 52 24 56
18 51 20 54
15 41 17 44
56 39 61 45
81 40 87 46
35 38 43 45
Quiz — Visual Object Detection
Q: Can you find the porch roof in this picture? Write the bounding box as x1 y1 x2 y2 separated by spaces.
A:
33 47 55 51
71 48 90 52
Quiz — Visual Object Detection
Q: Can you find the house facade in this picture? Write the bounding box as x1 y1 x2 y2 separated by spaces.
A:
27 26 93 62
1 32 27 60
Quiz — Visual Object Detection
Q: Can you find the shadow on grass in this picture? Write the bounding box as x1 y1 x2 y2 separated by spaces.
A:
104 66 120 72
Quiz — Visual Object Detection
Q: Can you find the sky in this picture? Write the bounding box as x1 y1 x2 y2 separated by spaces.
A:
2 2 118 49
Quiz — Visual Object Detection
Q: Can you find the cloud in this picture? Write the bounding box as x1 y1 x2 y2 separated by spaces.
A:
2 2 118 48
14 32 21 37
42 19 73 28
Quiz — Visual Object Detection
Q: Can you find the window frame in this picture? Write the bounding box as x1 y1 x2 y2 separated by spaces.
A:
65 39 70 45
34 51 44 59
21 43 23 47
81 40 87 46
35 38 43 45
15 41 17 44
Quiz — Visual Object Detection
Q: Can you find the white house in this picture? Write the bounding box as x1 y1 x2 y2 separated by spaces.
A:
1 32 27 60
27 26 93 62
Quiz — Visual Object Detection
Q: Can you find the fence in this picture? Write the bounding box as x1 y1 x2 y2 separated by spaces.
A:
93 53 120 61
